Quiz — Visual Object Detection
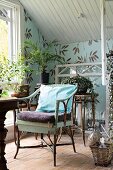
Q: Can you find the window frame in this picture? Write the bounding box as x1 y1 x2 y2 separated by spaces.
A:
0 0 24 62
0 0 24 129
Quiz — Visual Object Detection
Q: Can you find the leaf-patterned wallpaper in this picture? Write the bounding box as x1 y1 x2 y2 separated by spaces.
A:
23 8 113 121
49 40 101 83
49 39 113 85
49 39 113 121
24 9 47 92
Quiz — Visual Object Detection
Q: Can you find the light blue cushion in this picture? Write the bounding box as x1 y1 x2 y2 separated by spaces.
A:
36 84 77 113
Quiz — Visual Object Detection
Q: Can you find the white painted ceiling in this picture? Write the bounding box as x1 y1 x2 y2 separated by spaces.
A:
19 0 113 44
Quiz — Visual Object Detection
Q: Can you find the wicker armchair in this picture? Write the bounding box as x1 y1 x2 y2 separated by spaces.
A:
14 84 77 166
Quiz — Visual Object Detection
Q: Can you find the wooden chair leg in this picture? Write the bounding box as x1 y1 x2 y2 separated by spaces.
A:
13 110 17 145
47 133 53 144
68 127 76 153
69 127 76 152
14 128 20 159
34 133 38 140
41 133 44 146
53 134 57 166
57 127 62 142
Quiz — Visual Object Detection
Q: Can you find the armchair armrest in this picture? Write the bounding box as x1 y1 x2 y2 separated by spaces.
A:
17 88 40 111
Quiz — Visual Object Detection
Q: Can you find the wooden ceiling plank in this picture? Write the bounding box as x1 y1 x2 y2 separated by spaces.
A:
89 0 100 25
72 0 93 41
50 0 74 43
71 0 90 41
39 0 66 42
47 0 70 43
79 0 97 40
83 0 100 39
106 1 113 39
19 0 113 44
95 0 112 39
60 0 85 42
65 0 86 42
34 0 60 41
88 0 101 40
53 0 76 42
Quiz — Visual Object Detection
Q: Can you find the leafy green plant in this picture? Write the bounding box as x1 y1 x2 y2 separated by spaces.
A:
61 75 93 94
62 75 99 107
0 55 31 92
24 40 65 73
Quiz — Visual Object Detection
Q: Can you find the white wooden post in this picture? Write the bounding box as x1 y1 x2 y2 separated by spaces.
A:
55 66 59 83
100 0 106 85
100 0 109 131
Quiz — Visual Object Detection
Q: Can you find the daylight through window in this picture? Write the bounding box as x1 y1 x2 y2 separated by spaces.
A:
0 1 21 125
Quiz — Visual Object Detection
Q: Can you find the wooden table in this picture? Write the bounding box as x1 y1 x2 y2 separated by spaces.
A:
74 93 95 145
0 97 18 170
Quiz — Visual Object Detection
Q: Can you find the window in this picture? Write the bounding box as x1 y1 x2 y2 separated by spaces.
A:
0 1 21 62
0 0 22 125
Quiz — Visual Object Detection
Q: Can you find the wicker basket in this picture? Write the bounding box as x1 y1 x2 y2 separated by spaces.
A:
90 143 112 166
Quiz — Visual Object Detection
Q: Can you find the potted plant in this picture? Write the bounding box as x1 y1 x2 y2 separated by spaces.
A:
11 84 29 98
24 40 65 84
61 74 93 94
0 56 30 96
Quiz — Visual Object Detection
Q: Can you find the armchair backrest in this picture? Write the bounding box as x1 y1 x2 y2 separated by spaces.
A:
36 84 77 113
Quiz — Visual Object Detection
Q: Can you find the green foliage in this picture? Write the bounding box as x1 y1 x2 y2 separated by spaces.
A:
62 75 93 93
0 55 31 91
62 75 99 106
24 40 65 73
1 90 8 97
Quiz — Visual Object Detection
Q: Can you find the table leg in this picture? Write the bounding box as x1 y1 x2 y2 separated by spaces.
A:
80 100 85 146
92 96 95 127
73 100 76 124
82 101 86 146
0 111 9 170
80 101 82 127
